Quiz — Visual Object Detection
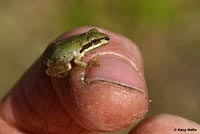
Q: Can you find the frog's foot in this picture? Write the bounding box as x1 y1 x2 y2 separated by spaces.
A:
88 58 100 67
49 70 70 78
45 63 71 78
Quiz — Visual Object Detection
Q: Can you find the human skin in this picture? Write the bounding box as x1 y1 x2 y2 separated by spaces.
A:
0 27 199 134
130 114 200 134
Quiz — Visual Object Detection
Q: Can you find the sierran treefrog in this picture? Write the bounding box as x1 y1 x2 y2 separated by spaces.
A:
45 28 110 78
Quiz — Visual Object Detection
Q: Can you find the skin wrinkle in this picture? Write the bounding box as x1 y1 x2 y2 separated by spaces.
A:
42 98 54 132
0 97 27 134
84 58 146 97
62 118 74 130
36 80 59 129
19 88 45 132
14 82 35 125
22 80 46 121
108 31 143 74
50 78 69 114
113 33 146 90
49 78 90 133
10 88 42 133
63 79 89 129
86 52 139 73
21 60 59 132
83 79 149 112
50 108 71 132
22 88 46 130
42 97 74 133
48 79 73 131
37 76 69 132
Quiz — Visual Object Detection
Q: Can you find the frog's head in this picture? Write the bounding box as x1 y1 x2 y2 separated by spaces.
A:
86 28 109 43
80 28 110 53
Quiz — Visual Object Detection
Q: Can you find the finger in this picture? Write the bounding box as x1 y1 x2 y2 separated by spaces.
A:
130 114 200 134
52 27 149 131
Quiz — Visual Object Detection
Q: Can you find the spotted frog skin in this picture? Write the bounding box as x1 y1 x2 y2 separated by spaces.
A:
45 28 110 78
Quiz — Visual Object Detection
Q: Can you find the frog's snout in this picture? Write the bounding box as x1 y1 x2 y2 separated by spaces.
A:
104 36 110 41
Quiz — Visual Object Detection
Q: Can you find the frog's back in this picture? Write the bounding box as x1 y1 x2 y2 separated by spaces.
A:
47 36 79 66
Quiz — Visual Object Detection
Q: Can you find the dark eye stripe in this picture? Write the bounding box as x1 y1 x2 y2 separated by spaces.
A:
80 37 109 53
92 39 100 44
80 42 93 53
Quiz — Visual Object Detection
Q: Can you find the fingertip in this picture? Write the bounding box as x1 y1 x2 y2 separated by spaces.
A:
131 114 200 134
53 27 149 131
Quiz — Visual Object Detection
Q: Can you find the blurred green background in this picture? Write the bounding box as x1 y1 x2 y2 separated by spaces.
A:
0 0 199 126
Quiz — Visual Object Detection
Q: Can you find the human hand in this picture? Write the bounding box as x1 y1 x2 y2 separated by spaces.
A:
0 27 199 134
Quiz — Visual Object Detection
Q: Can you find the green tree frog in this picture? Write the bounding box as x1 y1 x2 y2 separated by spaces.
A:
45 28 110 78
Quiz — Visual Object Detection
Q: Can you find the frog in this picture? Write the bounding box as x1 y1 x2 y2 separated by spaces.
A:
45 28 110 78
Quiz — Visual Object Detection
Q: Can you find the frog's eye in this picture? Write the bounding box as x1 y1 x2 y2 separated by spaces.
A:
86 28 98 34
90 28 98 32
92 39 100 44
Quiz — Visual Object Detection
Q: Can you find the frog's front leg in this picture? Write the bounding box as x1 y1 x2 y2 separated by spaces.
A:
45 63 72 78
74 52 100 68
74 52 88 68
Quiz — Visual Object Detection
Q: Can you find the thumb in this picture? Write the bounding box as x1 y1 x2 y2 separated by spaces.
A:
0 27 149 134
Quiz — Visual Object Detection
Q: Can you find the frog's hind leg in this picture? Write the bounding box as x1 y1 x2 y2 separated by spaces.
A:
45 63 71 78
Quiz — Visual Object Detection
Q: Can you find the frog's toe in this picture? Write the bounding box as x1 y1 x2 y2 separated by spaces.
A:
88 58 100 67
